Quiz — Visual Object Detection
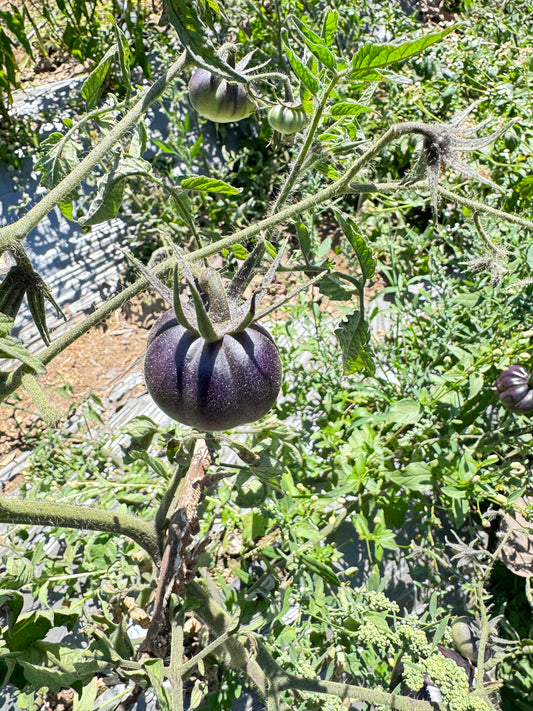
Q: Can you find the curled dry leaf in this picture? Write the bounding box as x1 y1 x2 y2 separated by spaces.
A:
124 595 152 629
501 497 533 578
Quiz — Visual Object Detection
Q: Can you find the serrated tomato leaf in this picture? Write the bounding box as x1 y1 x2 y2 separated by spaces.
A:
330 101 372 117
291 17 337 70
81 44 117 108
333 210 376 280
351 27 454 75
282 36 322 95
35 132 80 192
322 9 339 48
80 156 151 226
335 310 375 375
180 176 241 194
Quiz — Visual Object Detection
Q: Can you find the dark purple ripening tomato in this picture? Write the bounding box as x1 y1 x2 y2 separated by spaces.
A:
495 364 533 414
144 310 282 431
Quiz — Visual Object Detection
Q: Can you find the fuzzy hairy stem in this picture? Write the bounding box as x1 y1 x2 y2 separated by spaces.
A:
0 497 160 563
438 185 533 231
270 73 341 214
0 51 188 251
169 607 185 711
20 371 62 426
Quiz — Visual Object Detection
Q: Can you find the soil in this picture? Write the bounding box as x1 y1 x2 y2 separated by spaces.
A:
0 296 161 471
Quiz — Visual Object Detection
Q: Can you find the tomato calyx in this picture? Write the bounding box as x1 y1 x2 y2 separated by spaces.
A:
172 240 282 344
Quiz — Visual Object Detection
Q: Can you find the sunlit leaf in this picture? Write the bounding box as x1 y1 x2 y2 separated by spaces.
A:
335 310 375 375
181 176 241 194
282 35 322 95
334 210 376 280
291 17 337 70
351 27 454 75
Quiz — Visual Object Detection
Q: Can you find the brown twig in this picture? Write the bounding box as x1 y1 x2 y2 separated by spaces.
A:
140 439 222 656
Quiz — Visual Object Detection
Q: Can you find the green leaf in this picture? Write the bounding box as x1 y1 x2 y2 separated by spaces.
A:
291 17 337 70
180 176 241 194
73 677 99 711
5 610 54 651
0 7 33 57
300 554 341 586
335 310 375 375
351 27 454 75
164 0 248 83
53 608 79 631
18 660 75 694
1 558 33 590
120 415 159 441
58 202 74 220
0 313 14 338
431 616 450 651
114 22 132 95
293 520 322 541
230 244 249 260
387 462 432 492
282 36 322 95
385 398 422 425
129 122 147 158
322 9 339 48
296 221 312 257
333 210 376 280
330 101 372 117
80 155 151 226
144 658 170 711
0 335 47 373
35 132 80 192
319 273 355 301
242 512 269 542
0 590 24 631
81 44 117 108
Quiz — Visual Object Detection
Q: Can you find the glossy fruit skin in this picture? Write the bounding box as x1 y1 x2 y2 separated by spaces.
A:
144 310 282 431
495 364 533 414
188 69 255 123
267 104 308 134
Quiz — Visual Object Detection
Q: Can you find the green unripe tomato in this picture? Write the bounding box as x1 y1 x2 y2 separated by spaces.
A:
451 618 479 663
188 68 256 123
267 104 309 135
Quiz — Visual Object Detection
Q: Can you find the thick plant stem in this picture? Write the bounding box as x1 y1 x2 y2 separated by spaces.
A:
0 51 188 251
0 497 161 563
170 607 185 711
20 371 62 426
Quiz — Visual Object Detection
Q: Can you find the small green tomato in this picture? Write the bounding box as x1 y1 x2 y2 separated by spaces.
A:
267 104 309 135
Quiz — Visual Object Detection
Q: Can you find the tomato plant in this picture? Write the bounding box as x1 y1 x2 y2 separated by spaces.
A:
1 1 532 710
